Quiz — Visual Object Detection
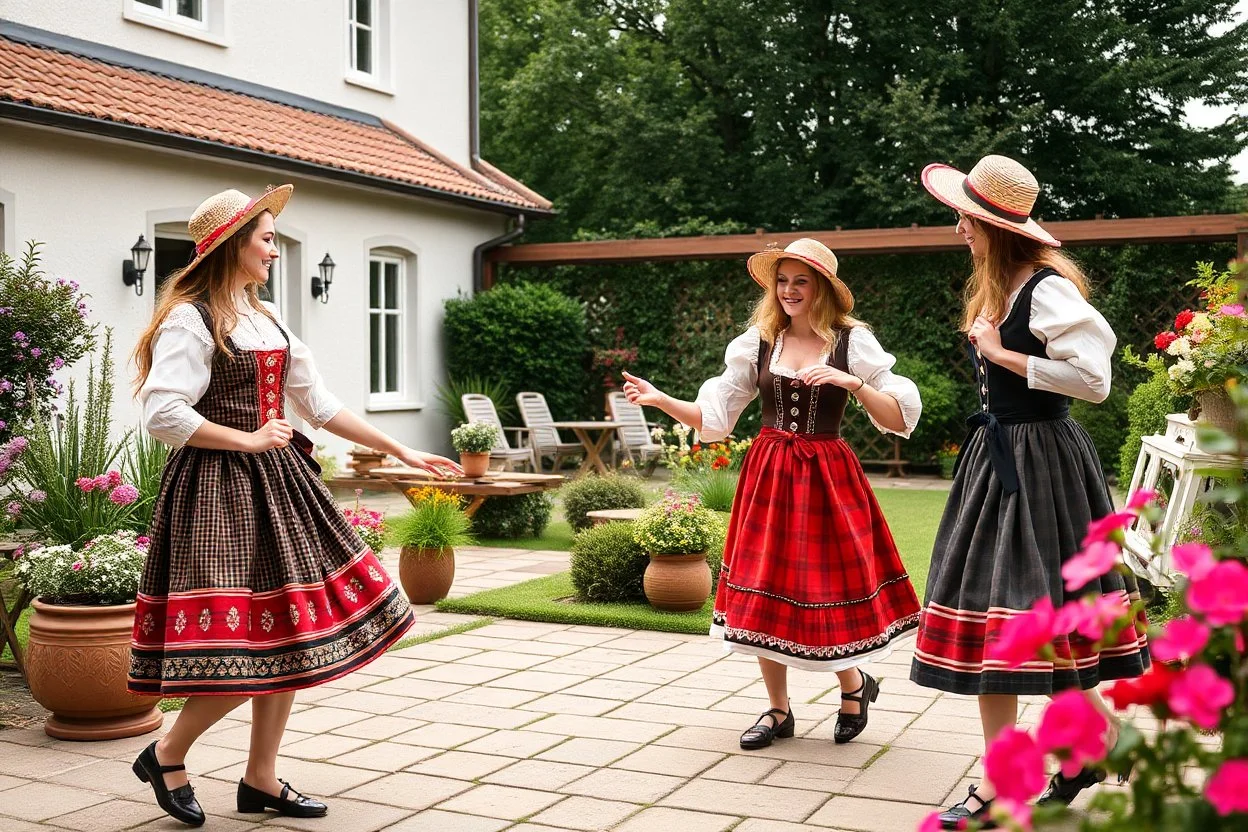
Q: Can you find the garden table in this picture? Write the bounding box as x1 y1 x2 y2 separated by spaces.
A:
373 468 565 517
550 421 620 475
0 542 32 679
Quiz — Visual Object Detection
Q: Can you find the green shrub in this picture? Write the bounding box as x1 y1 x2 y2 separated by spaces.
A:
673 468 738 512
891 353 967 463
444 282 590 419
472 492 553 538
569 521 648 603
1118 359 1190 482
1070 387 1128 480
561 474 647 532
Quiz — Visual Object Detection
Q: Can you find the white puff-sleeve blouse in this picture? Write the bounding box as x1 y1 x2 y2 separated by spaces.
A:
1020 274 1116 404
694 326 923 441
139 301 344 448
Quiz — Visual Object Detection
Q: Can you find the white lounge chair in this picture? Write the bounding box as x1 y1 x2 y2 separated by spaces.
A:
516 391 585 473
460 394 537 472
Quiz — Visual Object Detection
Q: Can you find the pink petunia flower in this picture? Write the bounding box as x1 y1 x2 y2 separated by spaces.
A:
1171 542 1216 580
1150 616 1210 663
1082 512 1136 547
1036 691 1109 777
983 727 1048 803
1206 759 1248 816
136 536 151 549
1126 488 1158 510
1062 541 1120 592
1168 664 1233 730
1187 559 1248 626
1219 303 1246 318
108 484 140 506
1056 593 1130 642
71 561 84 571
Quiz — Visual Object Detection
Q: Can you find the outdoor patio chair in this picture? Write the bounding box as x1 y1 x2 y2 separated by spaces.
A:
607 391 664 476
460 394 538 472
515 391 585 473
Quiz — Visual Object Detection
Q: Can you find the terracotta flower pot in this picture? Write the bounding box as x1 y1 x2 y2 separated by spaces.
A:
644 552 712 612
459 452 490 479
399 546 456 604
26 599 163 741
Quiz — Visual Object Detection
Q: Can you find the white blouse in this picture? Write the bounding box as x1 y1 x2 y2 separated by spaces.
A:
139 300 344 448
695 326 923 442
1013 273 1115 403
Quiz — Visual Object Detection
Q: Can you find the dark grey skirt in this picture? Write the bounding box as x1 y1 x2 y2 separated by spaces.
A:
910 417 1151 695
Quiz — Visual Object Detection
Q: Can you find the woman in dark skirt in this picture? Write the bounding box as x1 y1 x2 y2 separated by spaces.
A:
909 156 1150 829
128 184 460 826
623 238 923 749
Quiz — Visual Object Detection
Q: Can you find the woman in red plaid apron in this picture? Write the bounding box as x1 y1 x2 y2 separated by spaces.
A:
623 238 922 749
127 185 460 826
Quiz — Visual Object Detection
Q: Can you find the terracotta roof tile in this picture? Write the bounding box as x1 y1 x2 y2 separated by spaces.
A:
0 37 551 213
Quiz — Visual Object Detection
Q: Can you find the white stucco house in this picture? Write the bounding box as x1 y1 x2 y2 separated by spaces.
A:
0 0 551 461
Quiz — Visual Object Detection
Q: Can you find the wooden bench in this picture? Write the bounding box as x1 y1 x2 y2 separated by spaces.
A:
586 508 644 526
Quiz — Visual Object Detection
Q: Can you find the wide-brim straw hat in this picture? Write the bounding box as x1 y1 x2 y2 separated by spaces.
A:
921 155 1059 246
184 184 293 274
746 238 854 312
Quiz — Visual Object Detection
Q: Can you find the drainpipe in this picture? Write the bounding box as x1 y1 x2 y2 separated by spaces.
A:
469 0 524 292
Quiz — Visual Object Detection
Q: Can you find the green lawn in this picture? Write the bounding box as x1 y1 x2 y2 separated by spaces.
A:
475 519 575 552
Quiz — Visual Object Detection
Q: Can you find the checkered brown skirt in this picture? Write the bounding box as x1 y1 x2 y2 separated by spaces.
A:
711 427 921 671
129 332 413 696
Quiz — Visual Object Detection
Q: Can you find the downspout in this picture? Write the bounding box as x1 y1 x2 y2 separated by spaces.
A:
469 0 524 293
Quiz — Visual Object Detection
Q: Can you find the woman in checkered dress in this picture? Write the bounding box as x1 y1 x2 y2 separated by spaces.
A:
911 157 1150 829
623 238 923 749
127 185 460 826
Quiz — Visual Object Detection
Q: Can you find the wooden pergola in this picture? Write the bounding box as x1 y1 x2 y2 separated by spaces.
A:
482 213 1247 285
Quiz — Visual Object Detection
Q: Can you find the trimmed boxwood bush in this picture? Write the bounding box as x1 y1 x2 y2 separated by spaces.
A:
570 521 648 603
561 474 647 532
1070 388 1128 480
891 353 967 464
471 492 553 539
1118 367 1190 482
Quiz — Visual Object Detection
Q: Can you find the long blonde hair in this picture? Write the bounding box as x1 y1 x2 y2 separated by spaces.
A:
961 219 1089 330
132 212 277 392
748 257 866 346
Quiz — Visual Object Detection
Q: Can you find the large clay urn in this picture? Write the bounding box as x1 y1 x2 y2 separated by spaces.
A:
26 600 163 740
643 552 712 612
399 546 456 604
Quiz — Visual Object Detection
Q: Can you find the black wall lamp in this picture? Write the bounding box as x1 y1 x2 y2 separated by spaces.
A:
311 253 334 304
122 235 153 297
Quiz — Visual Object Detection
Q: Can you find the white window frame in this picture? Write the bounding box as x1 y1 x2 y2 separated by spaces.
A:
133 0 207 28
368 254 406 404
344 0 393 94
124 0 227 46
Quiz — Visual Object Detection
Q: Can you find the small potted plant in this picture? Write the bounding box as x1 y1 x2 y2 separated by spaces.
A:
633 490 721 611
936 441 960 480
15 530 163 740
451 422 499 479
343 489 387 553
390 487 474 603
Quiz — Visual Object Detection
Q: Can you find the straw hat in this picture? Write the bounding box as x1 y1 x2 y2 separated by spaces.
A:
920 155 1058 246
747 238 854 312
183 184 293 274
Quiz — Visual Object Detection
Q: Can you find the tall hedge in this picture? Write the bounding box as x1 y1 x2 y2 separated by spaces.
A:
443 281 590 419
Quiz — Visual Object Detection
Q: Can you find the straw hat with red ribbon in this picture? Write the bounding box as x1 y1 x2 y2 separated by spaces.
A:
920 155 1059 247
183 184 293 274
746 238 854 312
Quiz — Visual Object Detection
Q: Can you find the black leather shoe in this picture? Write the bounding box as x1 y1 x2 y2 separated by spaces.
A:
132 742 205 827
740 705 795 750
833 671 880 744
237 778 328 818
1037 767 1106 806
938 785 997 830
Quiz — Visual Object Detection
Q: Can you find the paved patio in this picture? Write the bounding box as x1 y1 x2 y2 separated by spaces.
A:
0 476 1133 832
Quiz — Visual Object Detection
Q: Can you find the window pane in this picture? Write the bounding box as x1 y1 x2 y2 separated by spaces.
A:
369 315 381 394
355 27 372 74
369 260 380 309
384 263 399 309
176 0 202 20
385 315 400 392
355 0 372 26
136 0 163 8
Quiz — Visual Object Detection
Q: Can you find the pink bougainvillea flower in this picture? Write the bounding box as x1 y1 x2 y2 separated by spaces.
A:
1206 759 1248 816
1037 690 1109 777
108 484 140 506
1150 616 1210 663
1062 541 1120 592
983 727 1048 803
1171 541 1216 580
1168 664 1233 730
987 597 1056 668
1081 512 1136 546
1188 559 1248 626
1125 488 1158 510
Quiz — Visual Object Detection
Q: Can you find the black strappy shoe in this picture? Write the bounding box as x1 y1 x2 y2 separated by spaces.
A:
132 741 205 827
740 705 795 750
938 785 997 830
237 778 328 818
833 671 880 744
1036 767 1106 806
